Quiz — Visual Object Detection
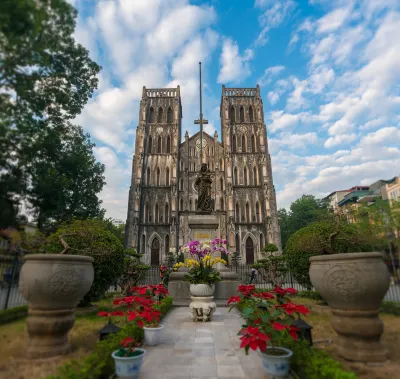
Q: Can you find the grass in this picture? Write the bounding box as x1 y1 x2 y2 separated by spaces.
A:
0 300 125 379
291 297 400 379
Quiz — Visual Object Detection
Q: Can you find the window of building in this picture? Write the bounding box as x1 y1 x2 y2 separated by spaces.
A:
166 136 171 153
246 202 250 223
148 136 152 153
249 106 254 122
242 134 246 152
253 167 257 185
157 168 160 186
166 168 170 185
230 106 235 123
157 107 163 123
141 234 145 254
180 198 183 210
155 203 159 223
165 235 170 255
167 107 173 123
235 202 240 222
259 233 264 250
149 107 155 123
256 202 260 222
220 177 224 190
244 167 248 186
220 197 224 211
234 167 238 185
232 135 237 153
165 203 169 223
147 168 150 185
157 136 162 153
251 134 256 152
180 178 183 190
240 106 244 122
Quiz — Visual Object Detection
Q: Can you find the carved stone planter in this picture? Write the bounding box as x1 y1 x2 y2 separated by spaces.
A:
190 284 215 297
309 252 390 362
189 296 216 322
19 254 94 359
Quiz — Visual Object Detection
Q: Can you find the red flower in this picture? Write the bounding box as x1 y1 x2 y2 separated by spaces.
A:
239 326 270 352
288 325 300 340
295 305 310 316
276 302 309 316
272 322 286 331
121 337 134 347
273 286 287 296
238 284 256 297
252 292 275 300
127 311 139 321
285 288 298 295
227 296 241 305
97 311 124 318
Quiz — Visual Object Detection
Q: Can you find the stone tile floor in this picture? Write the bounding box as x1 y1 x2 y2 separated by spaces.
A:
139 307 293 379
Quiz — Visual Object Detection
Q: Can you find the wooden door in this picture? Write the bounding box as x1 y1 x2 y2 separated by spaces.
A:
246 237 254 264
151 238 160 265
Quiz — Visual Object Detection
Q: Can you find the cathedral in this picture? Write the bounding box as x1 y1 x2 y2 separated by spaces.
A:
125 85 281 265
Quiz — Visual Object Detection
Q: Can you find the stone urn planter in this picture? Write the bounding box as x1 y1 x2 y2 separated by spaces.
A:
190 283 215 297
143 325 164 346
19 254 94 359
112 348 146 379
309 252 390 362
258 347 293 377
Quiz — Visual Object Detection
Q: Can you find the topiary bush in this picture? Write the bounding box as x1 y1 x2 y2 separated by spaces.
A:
284 221 364 289
44 219 125 306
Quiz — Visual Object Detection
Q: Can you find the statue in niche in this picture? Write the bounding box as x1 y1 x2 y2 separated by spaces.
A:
194 163 215 213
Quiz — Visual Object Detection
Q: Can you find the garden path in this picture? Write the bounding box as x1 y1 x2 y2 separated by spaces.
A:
140 306 292 379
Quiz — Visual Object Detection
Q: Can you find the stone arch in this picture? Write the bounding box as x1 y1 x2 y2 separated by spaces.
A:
220 177 224 190
165 202 169 223
240 106 245 122
256 201 261 222
232 135 237 152
230 105 235 123
148 136 152 153
249 106 254 122
251 134 256 152
253 166 257 185
235 201 240 222
147 167 151 185
242 232 257 264
149 107 155 123
235 233 240 255
220 197 224 211
242 134 246 152
167 107 173 123
234 167 238 185
156 168 160 186
157 107 163 123
166 167 170 185
148 233 162 265
166 135 171 153
244 167 248 186
246 201 250 222
155 203 159 223
157 136 162 153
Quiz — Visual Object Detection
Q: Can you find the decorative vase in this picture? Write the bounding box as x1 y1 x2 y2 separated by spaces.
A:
309 252 390 362
19 254 94 359
112 348 146 379
143 325 164 346
258 347 292 377
190 283 215 297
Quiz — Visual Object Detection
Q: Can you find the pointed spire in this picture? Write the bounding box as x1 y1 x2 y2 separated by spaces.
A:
214 130 218 138
185 130 189 139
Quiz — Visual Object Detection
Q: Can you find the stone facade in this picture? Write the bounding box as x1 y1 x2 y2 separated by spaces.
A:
125 85 281 265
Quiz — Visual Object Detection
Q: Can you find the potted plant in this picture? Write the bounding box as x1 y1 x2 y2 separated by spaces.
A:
18 232 94 359
112 336 146 379
228 285 309 377
306 215 391 362
182 238 229 296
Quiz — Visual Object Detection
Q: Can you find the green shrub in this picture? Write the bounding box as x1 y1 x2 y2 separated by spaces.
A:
0 305 28 324
381 301 400 316
44 219 125 306
284 221 363 289
296 290 324 302
47 296 173 379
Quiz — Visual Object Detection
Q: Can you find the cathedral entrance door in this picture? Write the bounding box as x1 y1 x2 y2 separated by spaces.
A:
246 237 254 264
151 238 160 265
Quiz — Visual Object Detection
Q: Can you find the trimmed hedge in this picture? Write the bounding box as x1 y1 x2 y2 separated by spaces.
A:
47 296 173 379
381 301 400 316
0 305 28 324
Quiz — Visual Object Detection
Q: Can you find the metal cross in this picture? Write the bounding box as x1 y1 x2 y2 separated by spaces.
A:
194 62 208 163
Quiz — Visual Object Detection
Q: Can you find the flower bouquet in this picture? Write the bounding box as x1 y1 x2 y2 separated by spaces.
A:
111 336 146 378
227 285 309 377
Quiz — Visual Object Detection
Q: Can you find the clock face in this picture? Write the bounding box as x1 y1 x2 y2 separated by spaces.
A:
196 138 208 151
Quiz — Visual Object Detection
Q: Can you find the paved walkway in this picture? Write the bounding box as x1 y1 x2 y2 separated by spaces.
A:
140 306 274 379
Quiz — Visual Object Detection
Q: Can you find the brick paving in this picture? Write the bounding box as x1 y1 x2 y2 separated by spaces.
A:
140 306 292 379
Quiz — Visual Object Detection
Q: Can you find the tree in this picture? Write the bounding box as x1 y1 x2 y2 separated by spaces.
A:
0 0 101 228
284 220 365 288
278 195 331 249
119 248 150 295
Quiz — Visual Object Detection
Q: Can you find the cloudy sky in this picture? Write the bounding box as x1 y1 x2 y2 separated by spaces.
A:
69 0 400 221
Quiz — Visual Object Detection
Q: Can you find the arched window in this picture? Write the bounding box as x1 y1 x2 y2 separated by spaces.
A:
167 107 173 123
211 147 214 156
251 134 256 152
166 167 170 185
157 107 163 123
148 136 152 153
156 168 160 186
244 167 248 186
155 203 159 223
220 177 224 190
180 198 183 211
180 178 183 190
166 136 171 153
232 135 236 153
151 238 160 265
253 167 257 185
242 134 246 152
141 234 145 254
157 136 162 153
220 159 223 170
193 163 196 172
249 106 254 122
147 167 151 185
149 107 155 123
234 167 238 185
260 233 264 251
165 203 169 223
246 202 250 223
235 202 240 222
240 106 245 122
145 202 150 222
230 106 235 123
235 234 240 255
220 197 224 211
256 202 260 222
165 235 170 255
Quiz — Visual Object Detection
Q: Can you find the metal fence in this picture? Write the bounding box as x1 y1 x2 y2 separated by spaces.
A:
2 259 400 310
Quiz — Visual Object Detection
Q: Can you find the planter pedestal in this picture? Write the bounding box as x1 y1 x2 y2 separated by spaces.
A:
189 296 216 322
331 308 387 362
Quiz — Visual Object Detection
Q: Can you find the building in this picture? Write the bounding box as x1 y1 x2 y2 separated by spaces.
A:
381 176 400 203
125 85 281 265
325 186 369 210
112 219 125 226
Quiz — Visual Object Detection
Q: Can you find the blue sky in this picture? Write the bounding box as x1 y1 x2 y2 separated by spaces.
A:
69 0 400 220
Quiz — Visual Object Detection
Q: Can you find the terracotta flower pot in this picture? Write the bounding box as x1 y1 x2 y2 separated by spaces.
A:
309 252 390 362
19 254 94 359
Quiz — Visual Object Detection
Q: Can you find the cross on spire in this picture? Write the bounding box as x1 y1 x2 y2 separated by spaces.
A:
194 62 208 163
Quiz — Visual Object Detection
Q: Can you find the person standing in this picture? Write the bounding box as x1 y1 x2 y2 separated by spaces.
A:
249 267 257 284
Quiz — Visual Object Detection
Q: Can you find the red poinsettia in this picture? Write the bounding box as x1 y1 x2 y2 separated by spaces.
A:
97 311 124 318
237 284 256 297
239 326 270 353
227 296 241 305
276 302 310 316
252 291 275 300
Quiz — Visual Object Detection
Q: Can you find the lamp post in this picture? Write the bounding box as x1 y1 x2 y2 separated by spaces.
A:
99 320 121 341
293 318 313 346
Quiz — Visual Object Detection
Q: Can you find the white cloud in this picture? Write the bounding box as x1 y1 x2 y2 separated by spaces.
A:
217 38 253 84
324 133 357 148
258 65 285 86
316 6 352 34
269 132 319 152
267 111 310 133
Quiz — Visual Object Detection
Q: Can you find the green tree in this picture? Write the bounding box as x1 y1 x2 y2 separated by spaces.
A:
0 0 101 229
278 195 331 249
